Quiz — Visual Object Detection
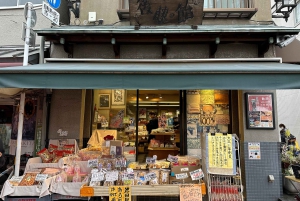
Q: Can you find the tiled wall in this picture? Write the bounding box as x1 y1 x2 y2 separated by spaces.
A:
244 142 282 201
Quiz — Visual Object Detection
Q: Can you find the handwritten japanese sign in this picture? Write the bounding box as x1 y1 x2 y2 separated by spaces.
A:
208 133 233 169
180 184 202 201
129 0 204 26
109 186 131 201
88 159 99 167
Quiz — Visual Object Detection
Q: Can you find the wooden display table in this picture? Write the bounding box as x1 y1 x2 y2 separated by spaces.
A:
80 184 206 197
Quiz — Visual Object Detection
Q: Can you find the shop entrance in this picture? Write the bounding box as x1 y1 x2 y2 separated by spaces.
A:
127 90 180 163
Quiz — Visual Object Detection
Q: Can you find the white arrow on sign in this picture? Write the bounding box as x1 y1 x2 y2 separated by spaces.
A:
42 1 60 26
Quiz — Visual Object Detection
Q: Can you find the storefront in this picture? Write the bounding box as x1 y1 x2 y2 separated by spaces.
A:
1 25 300 201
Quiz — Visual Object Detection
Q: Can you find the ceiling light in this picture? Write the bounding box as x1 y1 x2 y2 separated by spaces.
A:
146 95 149 99
159 94 162 98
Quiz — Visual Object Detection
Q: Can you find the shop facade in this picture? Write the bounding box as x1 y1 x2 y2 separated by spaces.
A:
2 0 300 200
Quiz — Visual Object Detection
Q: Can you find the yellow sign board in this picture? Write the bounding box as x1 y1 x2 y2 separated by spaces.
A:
109 186 131 201
208 133 233 169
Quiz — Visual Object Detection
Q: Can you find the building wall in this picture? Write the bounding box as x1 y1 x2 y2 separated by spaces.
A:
0 8 51 46
48 90 84 141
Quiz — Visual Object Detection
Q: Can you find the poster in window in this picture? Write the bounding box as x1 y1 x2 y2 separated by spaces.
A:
245 93 275 129
99 94 110 109
111 89 125 105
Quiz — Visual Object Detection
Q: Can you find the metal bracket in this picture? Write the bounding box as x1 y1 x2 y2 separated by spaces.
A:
258 41 269 58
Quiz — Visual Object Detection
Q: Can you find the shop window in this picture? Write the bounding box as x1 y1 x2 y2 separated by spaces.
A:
295 2 300 26
204 0 246 8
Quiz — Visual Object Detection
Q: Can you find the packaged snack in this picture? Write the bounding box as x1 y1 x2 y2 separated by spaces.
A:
128 162 139 169
19 173 37 186
52 156 62 163
135 171 147 185
9 176 24 186
37 148 53 163
148 169 160 185
48 144 58 154
63 144 75 153
159 169 170 184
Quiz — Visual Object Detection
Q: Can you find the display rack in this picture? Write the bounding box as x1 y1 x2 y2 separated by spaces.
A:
206 134 244 201
148 132 179 160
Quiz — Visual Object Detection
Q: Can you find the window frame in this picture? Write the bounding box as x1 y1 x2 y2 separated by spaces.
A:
294 2 300 27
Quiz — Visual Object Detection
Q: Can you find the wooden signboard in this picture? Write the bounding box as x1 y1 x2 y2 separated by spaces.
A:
129 0 204 26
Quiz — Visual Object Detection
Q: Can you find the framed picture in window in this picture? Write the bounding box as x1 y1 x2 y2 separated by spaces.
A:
99 94 110 109
245 93 275 129
111 89 125 105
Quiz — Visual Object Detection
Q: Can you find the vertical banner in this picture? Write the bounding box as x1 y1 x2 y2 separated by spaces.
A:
180 184 202 201
109 186 131 201
207 133 236 175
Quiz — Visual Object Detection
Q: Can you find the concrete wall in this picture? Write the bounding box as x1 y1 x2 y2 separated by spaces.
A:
0 8 51 46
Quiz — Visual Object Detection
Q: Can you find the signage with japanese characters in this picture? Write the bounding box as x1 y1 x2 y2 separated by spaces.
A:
109 186 131 201
180 184 202 201
207 133 236 175
129 0 204 26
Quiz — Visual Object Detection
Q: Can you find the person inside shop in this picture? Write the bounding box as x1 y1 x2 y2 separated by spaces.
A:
146 112 158 142
173 116 180 129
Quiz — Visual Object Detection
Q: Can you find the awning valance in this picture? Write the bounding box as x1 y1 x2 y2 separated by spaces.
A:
0 59 300 89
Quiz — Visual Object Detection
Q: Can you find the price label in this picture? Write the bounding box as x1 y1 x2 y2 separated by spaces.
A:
35 174 48 182
122 173 135 181
146 157 156 164
105 171 119 181
176 173 188 180
190 169 204 181
91 172 104 181
127 168 133 173
144 172 157 181
10 176 24 183
91 168 99 174
181 167 189 172
167 154 178 163
88 159 99 167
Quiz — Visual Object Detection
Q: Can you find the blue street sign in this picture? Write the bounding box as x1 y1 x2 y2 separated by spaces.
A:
47 0 61 9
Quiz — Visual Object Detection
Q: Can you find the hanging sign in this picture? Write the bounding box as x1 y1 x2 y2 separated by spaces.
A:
180 184 202 201
42 2 60 26
109 186 131 201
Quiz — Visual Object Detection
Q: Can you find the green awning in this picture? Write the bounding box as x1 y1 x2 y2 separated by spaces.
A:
1 60 300 89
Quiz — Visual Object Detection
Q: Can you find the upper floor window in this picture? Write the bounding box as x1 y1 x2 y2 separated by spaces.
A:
204 0 249 8
295 2 300 26
0 0 43 7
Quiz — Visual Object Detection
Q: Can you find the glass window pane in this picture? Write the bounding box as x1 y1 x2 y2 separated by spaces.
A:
295 4 300 25
19 0 43 5
0 0 18 7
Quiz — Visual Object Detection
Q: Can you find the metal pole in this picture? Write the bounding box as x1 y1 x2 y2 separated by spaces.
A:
15 92 25 176
15 2 33 176
23 3 32 66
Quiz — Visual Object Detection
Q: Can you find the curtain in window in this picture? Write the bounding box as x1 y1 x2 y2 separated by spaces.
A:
204 0 246 8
